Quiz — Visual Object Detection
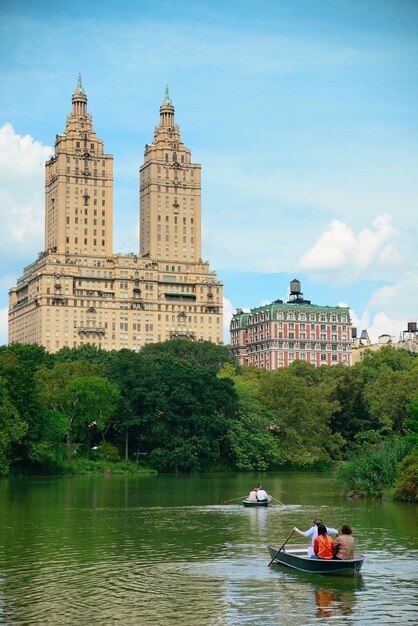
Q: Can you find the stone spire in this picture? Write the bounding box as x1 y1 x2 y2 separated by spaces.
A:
75 72 84 95
162 84 172 105
72 73 87 117
159 84 175 128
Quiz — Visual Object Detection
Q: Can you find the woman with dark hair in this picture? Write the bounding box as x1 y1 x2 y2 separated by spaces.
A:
333 525 355 560
312 524 336 560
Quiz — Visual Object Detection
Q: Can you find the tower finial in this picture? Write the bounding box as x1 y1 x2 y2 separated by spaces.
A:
162 84 172 105
76 73 84 95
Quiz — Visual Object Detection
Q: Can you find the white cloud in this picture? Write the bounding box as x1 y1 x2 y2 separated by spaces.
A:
0 308 8 346
0 123 53 262
223 297 234 344
296 213 400 284
367 312 406 343
347 271 418 344
367 273 418 319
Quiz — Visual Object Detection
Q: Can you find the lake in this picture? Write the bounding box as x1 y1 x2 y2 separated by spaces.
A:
0 472 416 625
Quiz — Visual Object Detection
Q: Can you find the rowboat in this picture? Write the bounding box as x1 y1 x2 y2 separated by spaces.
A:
267 544 364 576
243 497 272 507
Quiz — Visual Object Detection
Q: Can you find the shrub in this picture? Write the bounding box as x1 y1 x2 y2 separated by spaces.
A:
95 441 120 462
393 450 418 502
335 438 411 498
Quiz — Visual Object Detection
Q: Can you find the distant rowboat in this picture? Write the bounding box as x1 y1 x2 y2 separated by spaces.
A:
267 544 364 576
243 497 272 507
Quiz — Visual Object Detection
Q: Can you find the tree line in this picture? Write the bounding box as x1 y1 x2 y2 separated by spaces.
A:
0 340 416 500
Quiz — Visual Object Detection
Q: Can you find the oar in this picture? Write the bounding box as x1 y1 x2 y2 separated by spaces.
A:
219 495 248 504
268 529 295 567
270 496 285 506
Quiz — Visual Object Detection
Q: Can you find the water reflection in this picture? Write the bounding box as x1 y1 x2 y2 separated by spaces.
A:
313 578 363 619
246 506 268 535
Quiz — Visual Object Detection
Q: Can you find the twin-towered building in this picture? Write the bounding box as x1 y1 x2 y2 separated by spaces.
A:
8 78 353 367
8 78 223 352
230 279 352 368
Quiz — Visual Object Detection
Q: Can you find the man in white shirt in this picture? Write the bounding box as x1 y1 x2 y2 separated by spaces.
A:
256 485 268 502
293 518 338 557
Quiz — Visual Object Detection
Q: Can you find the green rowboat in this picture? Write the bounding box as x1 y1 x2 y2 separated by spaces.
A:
267 544 364 576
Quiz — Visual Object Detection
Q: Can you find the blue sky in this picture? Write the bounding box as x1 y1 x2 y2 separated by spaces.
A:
1 0 417 344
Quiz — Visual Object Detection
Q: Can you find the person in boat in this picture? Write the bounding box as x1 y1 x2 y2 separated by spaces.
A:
333 525 355 560
293 518 338 557
247 488 258 502
256 484 268 502
312 524 336 560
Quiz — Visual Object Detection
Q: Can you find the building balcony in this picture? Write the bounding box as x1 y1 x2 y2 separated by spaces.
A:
205 305 219 314
78 326 105 338
169 330 196 340
164 292 196 301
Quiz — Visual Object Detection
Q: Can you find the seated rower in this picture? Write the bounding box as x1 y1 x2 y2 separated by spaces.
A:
256 485 268 502
247 489 258 502
293 518 338 557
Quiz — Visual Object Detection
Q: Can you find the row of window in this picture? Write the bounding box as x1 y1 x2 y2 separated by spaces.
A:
248 311 348 323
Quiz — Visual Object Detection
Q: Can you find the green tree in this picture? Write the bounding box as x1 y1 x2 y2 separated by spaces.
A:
133 354 238 472
36 361 106 456
139 339 236 373
321 365 375 446
363 362 418 435
261 366 344 466
405 393 418 445
219 365 282 470
53 344 113 370
108 349 143 460
393 449 418 502
0 377 27 474
0 347 50 468
60 376 121 455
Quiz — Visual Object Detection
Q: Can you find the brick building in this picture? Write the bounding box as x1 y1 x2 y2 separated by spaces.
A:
230 279 352 368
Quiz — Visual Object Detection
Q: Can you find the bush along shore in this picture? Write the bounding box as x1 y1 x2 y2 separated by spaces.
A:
0 341 416 500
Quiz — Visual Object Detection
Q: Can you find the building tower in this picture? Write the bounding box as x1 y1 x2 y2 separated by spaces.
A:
9 79 223 352
140 86 201 263
45 75 113 258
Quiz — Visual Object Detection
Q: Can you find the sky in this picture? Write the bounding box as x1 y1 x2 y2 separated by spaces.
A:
0 0 417 345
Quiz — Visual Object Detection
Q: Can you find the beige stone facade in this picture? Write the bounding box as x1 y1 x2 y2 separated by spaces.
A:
351 322 418 364
230 280 352 369
9 79 223 352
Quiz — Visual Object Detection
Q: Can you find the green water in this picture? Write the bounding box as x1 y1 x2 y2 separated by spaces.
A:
0 472 416 625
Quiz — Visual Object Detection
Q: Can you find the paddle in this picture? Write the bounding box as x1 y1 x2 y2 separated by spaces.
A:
219 495 248 504
268 529 295 567
270 496 285 506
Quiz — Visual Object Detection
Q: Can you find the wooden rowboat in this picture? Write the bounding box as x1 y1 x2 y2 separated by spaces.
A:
243 497 272 507
267 544 364 576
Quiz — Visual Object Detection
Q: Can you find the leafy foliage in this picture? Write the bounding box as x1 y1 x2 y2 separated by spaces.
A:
335 438 412 499
0 376 27 473
393 450 418 502
0 340 416 495
219 365 282 470
131 353 238 472
261 364 345 466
